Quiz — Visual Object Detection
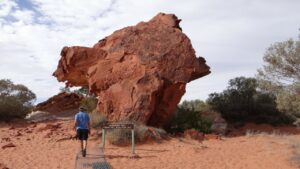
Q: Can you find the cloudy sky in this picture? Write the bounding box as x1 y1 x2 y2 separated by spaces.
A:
0 0 299 103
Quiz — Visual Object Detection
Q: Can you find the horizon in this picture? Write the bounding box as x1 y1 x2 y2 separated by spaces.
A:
0 0 299 104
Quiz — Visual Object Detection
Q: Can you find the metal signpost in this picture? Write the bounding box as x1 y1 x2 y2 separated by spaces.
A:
101 123 135 155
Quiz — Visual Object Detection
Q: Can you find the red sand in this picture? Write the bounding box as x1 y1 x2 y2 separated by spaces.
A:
0 120 299 169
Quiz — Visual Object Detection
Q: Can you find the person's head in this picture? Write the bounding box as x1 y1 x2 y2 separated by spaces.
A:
79 106 87 112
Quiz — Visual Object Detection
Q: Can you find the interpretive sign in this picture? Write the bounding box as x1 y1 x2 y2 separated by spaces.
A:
103 123 134 129
101 123 136 155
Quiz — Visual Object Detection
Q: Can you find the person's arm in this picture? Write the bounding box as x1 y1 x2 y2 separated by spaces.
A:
88 115 91 134
74 114 78 131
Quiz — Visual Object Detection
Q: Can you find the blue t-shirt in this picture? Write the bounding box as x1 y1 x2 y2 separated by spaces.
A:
75 111 90 130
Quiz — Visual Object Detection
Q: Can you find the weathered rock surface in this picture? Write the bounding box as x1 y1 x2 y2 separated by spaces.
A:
27 92 83 121
33 92 83 113
53 13 210 127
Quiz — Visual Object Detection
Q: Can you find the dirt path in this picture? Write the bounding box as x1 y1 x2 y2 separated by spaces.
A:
75 146 111 169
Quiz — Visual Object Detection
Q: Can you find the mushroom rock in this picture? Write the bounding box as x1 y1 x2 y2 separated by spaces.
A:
53 13 210 127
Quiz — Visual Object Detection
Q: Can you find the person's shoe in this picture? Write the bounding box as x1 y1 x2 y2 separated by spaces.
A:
83 149 86 157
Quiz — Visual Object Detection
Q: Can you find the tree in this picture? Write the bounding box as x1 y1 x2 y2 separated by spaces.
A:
0 79 36 120
179 99 211 112
73 87 90 97
59 86 71 93
257 34 300 116
207 77 292 124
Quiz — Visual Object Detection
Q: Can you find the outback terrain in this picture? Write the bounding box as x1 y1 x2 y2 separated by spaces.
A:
1 120 300 169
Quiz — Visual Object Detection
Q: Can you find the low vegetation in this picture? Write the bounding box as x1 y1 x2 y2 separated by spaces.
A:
89 110 107 128
106 120 167 145
165 107 212 134
80 96 98 113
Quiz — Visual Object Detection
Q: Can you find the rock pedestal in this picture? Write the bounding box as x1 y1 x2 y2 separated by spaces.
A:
53 13 210 127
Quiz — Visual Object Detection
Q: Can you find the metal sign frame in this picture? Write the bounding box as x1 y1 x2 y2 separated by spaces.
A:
101 123 135 155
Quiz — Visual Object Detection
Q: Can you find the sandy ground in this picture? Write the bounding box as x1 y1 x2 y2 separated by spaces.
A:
0 120 79 169
1 120 300 169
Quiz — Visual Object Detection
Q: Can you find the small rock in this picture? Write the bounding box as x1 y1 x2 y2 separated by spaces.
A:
25 130 33 134
30 123 37 128
44 131 53 138
204 134 221 140
2 143 16 149
1 137 11 142
15 131 22 137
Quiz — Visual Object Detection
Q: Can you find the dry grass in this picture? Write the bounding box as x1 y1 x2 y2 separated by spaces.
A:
89 110 107 128
245 129 300 167
107 128 133 145
245 129 289 138
106 121 168 146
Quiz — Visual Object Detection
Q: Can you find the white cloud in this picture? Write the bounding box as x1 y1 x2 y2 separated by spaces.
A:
0 0 299 103
11 9 35 24
0 0 17 17
31 0 116 27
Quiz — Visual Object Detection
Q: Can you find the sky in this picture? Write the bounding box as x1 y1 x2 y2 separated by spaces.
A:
0 0 299 104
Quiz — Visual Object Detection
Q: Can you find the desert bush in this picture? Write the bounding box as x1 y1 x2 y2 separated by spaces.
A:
107 128 133 145
89 110 107 128
0 79 36 121
164 107 212 134
107 120 167 145
80 96 98 113
207 77 294 125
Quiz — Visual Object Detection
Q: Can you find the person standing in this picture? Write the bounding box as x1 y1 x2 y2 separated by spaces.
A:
74 107 90 157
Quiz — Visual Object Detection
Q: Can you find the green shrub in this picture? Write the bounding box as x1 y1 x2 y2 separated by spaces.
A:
0 79 36 121
164 107 212 134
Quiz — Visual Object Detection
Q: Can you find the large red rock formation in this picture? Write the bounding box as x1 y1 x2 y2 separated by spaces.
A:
53 13 210 127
